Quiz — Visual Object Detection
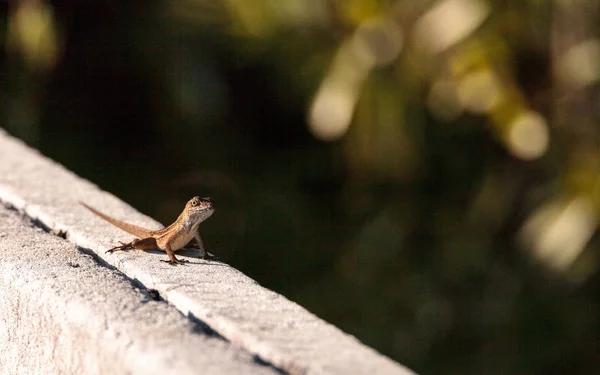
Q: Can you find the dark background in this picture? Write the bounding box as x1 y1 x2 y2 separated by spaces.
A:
2 1 600 374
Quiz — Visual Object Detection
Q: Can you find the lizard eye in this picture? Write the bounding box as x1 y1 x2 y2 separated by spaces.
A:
191 200 199 206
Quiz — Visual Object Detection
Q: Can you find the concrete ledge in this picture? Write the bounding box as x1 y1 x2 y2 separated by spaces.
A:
0 205 276 375
0 129 416 375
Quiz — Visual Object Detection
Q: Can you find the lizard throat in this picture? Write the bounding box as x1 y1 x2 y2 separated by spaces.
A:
182 210 213 231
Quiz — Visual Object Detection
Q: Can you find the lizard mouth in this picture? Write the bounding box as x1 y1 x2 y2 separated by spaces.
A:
196 202 215 214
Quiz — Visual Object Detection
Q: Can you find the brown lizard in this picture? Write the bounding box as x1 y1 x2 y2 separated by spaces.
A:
80 196 215 265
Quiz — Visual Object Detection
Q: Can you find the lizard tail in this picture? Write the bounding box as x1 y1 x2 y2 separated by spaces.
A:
79 201 154 239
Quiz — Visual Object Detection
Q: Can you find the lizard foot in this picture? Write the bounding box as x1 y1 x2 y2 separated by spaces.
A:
106 241 133 254
160 258 189 265
201 251 219 261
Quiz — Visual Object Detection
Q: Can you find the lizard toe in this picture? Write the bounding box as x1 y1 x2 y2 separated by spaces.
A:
161 259 187 265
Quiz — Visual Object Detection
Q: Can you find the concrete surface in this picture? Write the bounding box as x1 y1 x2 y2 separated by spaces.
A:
0 205 277 375
0 128 417 375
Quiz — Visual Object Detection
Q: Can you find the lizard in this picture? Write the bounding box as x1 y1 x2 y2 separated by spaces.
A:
80 196 215 265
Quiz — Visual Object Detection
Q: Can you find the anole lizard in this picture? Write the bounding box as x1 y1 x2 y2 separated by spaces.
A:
80 196 215 265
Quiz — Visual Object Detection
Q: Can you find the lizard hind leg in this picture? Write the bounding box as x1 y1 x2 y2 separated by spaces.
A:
105 237 159 254
105 241 134 254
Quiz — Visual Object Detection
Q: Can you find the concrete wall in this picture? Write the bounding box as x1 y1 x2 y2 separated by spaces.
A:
0 129 416 375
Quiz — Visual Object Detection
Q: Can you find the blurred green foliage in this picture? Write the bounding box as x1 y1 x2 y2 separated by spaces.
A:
2 0 600 374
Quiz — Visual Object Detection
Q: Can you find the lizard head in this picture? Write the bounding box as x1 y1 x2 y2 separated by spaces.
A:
185 196 215 224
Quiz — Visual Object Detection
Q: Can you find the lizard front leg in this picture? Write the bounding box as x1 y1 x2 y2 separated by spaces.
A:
194 233 207 258
160 244 188 265
193 233 218 260
194 233 205 252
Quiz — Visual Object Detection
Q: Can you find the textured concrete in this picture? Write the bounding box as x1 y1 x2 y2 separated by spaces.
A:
0 128 416 375
0 205 277 375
